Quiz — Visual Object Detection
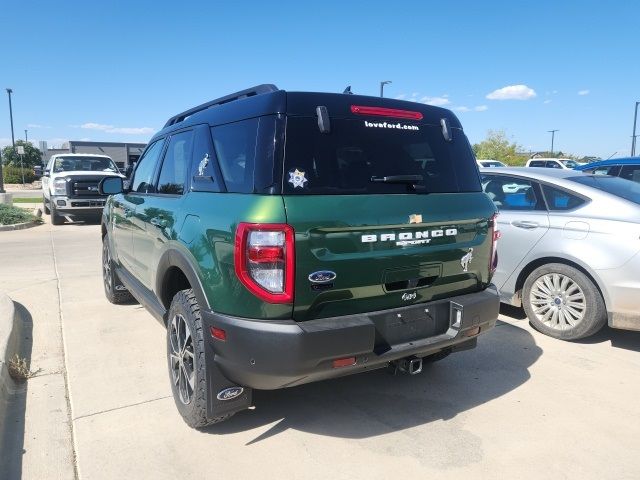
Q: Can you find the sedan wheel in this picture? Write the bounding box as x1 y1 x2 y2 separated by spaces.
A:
523 263 606 340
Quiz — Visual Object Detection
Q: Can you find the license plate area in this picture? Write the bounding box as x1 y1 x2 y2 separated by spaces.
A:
371 301 450 354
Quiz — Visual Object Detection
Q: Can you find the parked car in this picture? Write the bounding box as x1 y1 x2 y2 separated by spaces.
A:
525 158 580 169
574 157 640 183
100 84 501 428
42 154 125 225
480 167 640 340
477 159 507 168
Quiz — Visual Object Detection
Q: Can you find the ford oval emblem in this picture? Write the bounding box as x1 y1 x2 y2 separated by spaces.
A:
308 270 337 284
217 386 244 401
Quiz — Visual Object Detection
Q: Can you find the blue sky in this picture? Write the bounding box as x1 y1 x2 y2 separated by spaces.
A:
1 0 639 158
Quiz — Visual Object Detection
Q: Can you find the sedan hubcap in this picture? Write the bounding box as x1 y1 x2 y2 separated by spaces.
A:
169 314 195 405
529 273 586 331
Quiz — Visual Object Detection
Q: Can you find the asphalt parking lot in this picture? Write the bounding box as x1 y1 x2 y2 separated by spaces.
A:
1 216 640 480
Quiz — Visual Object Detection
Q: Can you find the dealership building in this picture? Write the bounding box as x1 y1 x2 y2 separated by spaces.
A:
40 140 147 169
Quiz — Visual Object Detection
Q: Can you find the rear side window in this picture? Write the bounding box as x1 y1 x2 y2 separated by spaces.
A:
131 139 165 193
542 184 585 210
546 161 562 169
619 165 640 183
283 117 480 195
570 175 640 205
528 161 546 167
482 175 543 211
157 130 194 195
210 116 279 193
588 165 618 176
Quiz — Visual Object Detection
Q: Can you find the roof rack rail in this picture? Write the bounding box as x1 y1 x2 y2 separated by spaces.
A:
163 84 280 128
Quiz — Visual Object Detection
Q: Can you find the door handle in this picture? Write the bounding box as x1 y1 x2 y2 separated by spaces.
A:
512 220 539 229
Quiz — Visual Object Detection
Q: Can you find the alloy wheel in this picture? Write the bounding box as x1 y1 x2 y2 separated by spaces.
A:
102 243 112 292
169 314 195 405
529 273 586 331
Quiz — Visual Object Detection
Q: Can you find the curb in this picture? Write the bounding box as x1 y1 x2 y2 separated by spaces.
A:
0 221 41 232
0 290 17 399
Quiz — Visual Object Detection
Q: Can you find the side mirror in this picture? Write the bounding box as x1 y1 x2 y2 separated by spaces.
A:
44 170 50 177
99 177 124 195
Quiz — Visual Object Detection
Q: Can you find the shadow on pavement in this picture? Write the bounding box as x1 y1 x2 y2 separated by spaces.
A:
206 321 542 443
576 325 640 352
0 302 33 479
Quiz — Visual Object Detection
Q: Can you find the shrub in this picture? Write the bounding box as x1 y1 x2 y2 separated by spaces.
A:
2 166 36 184
0 204 42 226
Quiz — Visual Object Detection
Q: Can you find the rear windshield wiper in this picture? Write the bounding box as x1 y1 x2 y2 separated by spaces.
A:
370 175 424 184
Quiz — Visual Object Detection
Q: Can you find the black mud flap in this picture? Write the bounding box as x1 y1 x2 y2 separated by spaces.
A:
206 359 252 420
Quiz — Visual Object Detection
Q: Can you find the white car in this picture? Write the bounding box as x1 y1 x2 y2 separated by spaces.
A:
42 154 125 225
477 159 507 168
525 158 580 169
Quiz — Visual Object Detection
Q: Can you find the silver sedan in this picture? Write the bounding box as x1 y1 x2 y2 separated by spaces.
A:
480 167 640 340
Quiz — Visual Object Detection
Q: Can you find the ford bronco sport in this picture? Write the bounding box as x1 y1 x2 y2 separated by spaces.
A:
100 85 500 428
43 153 124 225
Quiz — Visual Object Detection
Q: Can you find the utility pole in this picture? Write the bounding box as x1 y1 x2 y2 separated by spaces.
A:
25 129 28 143
548 129 559 154
380 80 392 98
6 88 15 148
631 101 639 156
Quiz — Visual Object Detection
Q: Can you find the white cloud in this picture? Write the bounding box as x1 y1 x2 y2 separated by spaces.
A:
394 94 407 100
486 84 537 100
27 123 51 129
474 105 488 112
420 96 450 106
453 106 470 112
80 122 155 135
544 99 552 104
578 89 590 96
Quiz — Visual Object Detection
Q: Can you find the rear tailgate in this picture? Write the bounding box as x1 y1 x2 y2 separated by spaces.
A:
285 192 496 321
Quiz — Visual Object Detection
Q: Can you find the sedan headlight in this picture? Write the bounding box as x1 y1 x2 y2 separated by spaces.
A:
53 178 67 195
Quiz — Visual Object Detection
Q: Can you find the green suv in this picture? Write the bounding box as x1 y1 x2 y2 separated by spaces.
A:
100 85 500 428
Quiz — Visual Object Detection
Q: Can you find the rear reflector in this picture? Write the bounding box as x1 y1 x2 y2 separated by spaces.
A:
210 327 227 341
350 105 423 121
332 357 357 368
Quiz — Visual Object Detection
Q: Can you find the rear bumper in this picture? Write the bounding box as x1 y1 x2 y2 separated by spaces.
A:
202 285 499 390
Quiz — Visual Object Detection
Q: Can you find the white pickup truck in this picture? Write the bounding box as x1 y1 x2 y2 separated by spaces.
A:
42 154 125 225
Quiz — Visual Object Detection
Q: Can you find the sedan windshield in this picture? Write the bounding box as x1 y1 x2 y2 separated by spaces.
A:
53 156 118 173
569 175 640 205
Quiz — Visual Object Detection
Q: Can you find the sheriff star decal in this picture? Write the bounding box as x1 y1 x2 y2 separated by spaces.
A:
288 169 308 189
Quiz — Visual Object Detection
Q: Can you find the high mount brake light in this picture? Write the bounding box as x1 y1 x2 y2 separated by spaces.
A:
489 214 500 275
350 105 423 121
234 223 295 303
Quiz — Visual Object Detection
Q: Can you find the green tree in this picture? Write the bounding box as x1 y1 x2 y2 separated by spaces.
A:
473 130 523 166
1 140 43 169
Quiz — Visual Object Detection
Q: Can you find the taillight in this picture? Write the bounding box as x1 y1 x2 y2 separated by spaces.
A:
234 223 294 303
350 105 423 120
489 214 500 275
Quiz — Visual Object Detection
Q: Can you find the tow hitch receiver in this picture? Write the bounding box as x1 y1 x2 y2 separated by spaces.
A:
395 356 423 375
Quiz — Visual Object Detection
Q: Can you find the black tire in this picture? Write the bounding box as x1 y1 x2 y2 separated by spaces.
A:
50 202 64 225
102 236 134 304
523 263 606 340
167 289 233 428
43 196 50 215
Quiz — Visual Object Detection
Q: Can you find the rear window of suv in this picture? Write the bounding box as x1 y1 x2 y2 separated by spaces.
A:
283 117 480 194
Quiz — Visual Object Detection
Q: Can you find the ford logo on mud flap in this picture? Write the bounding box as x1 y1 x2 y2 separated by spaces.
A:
217 387 244 401
308 270 337 284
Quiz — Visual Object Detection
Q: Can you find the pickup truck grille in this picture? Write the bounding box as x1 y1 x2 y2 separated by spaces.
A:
72 178 103 197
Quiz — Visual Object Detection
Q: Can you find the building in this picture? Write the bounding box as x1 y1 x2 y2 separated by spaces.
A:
40 141 147 169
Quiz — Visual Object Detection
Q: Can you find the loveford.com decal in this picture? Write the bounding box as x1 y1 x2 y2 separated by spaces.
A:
364 120 420 131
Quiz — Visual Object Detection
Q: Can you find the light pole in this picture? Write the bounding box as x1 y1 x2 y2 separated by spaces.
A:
631 101 639 156
548 129 559 154
380 80 392 98
25 129 28 143
6 88 15 149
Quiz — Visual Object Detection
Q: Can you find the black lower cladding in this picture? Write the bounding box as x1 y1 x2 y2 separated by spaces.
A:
202 285 499 390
